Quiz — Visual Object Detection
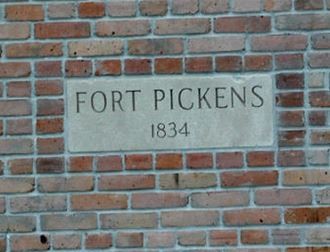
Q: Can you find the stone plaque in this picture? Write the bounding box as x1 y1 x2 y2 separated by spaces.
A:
67 75 274 152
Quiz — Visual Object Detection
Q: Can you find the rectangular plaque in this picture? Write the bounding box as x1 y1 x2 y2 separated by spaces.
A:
67 75 274 152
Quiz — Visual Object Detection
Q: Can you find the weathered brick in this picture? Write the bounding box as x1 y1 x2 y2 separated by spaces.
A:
251 35 307 51
241 229 269 244
283 169 330 185
101 213 157 229
0 23 30 40
36 118 63 134
276 73 304 89
191 191 249 208
35 61 62 77
188 36 245 53
155 58 182 74
71 194 127 211
95 60 121 76
264 0 292 11
276 14 330 30
139 0 167 16
221 171 278 187
0 178 34 194
131 192 188 209
108 0 136 17
305 228 330 244
0 216 36 232
316 188 330 204
172 0 198 14
244 55 272 71
216 152 244 168
312 33 330 49
6 118 32 135
160 173 217 189
5 4 44 21
272 229 300 245
247 151 274 167
309 91 330 107
38 176 94 192
161 210 219 227
35 80 63 96
36 157 64 174
98 175 155 191
186 152 213 169
69 156 93 172
285 207 330 224
6 42 62 58
7 81 31 97
48 3 75 19
37 99 64 116
116 232 143 248
255 189 312 206
96 155 122 172
146 231 176 248
178 231 206 246
309 53 330 68
10 195 66 213
308 149 329 165
124 59 152 75
311 130 330 145
0 100 31 116
155 18 210 35
156 153 183 169
65 60 92 77
78 2 105 18
96 20 150 37
276 92 304 107
200 0 228 13
185 57 213 73
35 22 90 39
9 158 33 175
129 38 183 55
41 213 97 231
10 235 50 252
125 154 152 170
53 234 81 250
68 40 123 57
275 54 304 70
0 62 31 78
0 139 33 155
308 72 325 88
85 233 112 249
278 150 305 167
295 0 323 10
278 130 306 147
233 0 261 12
215 16 270 33
216 56 243 72
209 230 238 246
223 208 281 226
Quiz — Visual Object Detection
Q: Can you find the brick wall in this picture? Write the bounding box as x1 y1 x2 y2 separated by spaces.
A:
0 0 330 251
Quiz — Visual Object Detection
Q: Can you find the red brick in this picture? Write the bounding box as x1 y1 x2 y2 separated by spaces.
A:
160 173 217 189
155 18 210 35
0 62 31 78
191 191 249 208
116 232 143 248
6 118 32 135
65 60 92 77
223 208 281 225
251 34 307 51
161 210 219 227
10 235 50 251
38 176 94 193
216 56 243 72
216 152 244 169
286 247 330 252
146 232 176 248
48 3 75 19
125 154 152 170
255 189 312 205
200 0 228 13
186 152 213 169
96 20 150 37
285 207 330 224
309 91 330 107
35 80 63 96
279 130 306 147
0 83 3 97
185 57 213 73
278 150 305 167
0 161 3 176
209 230 238 246
36 157 64 174
108 0 136 17
311 131 330 145
53 234 81 250
98 175 155 191
155 58 182 74
276 73 304 89
71 194 127 211
221 171 278 187
0 236 5 251
188 36 245 53
178 231 206 246
139 0 167 16
97 155 122 172
69 156 93 172
36 118 63 134
309 53 330 68
6 42 62 58
0 23 30 39
37 138 64 154
264 0 292 11
78 2 105 18
5 4 44 21
241 230 269 244
244 55 272 71
95 60 121 76
295 0 323 10
312 33 330 49
247 151 274 167
283 169 330 186
156 153 182 169
35 61 62 77
37 99 64 116
215 16 271 33
0 177 34 194
125 59 151 75
129 38 183 55
0 120 2 136
131 192 188 209
35 22 90 39
278 111 305 127
171 0 197 14
7 81 31 97
0 139 33 155
101 213 157 229
85 233 112 249
276 14 330 30
275 54 304 70
9 159 33 175
276 92 304 107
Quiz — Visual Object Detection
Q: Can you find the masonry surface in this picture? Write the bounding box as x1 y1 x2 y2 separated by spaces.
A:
0 0 330 251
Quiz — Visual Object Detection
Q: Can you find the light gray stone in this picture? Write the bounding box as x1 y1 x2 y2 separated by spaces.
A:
67 75 274 152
